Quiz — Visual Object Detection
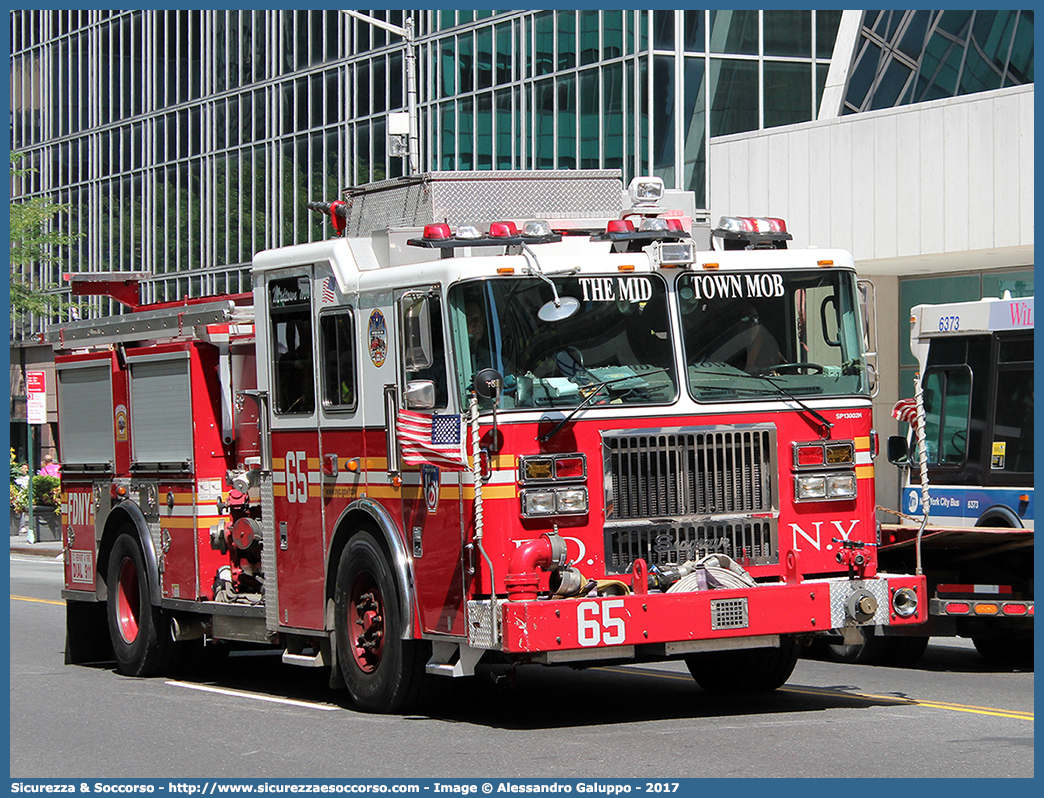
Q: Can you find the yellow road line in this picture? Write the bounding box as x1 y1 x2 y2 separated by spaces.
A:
599 665 1033 720
11 594 65 606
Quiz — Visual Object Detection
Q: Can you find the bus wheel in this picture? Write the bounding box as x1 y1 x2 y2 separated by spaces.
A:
334 529 427 713
685 638 799 693
106 532 173 676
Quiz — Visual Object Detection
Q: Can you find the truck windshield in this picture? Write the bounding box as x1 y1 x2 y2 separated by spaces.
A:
448 274 678 409
678 270 868 401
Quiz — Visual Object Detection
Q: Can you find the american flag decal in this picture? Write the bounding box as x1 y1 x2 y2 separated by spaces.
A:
396 410 468 470
321 277 337 305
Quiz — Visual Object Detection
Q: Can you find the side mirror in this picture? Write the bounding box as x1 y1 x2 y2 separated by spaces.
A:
473 369 503 454
473 368 503 404
887 435 909 466
401 294 433 371
405 380 435 410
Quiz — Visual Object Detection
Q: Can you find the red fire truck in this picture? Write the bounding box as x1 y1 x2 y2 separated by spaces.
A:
53 170 925 712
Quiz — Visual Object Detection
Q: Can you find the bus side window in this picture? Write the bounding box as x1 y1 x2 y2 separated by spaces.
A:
993 366 1033 473
922 368 971 465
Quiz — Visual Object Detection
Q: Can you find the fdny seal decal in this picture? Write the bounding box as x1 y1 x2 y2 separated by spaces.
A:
422 464 440 514
368 309 387 367
114 404 129 442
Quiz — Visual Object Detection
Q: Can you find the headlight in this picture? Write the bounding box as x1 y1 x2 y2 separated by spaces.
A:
555 488 588 514
825 473 857 499
795 475 827 500
521 490 556 516
520 487 588 518
794 471 857 502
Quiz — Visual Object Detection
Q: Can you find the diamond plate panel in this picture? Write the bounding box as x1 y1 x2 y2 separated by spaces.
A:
827 578 890 628
466 600 502 650
343 170 624 236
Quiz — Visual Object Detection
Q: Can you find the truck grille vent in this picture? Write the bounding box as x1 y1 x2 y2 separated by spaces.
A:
605 428 773 519
711 598 749 630
604 521 777 573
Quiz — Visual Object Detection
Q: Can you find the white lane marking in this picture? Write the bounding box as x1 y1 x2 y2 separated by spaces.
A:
166 680 340 711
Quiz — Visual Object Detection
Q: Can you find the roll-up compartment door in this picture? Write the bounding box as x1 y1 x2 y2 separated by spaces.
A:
56 362 114 467
128 353 193 467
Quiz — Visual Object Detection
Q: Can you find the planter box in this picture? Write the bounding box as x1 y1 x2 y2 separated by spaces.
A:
22 507 61 543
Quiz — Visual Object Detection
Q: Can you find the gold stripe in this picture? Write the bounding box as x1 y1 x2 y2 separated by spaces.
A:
856 465 875 479
854 436 870 450
11 594 65 607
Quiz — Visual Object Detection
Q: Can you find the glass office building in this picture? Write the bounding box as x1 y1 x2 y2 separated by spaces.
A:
9 9 1033 330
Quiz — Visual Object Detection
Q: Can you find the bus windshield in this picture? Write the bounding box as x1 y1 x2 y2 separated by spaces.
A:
448 274 678 409
678 270 869 401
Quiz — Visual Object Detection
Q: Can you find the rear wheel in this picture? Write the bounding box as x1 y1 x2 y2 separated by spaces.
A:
106 532 173 676
685 638 799 694
334 529 428 713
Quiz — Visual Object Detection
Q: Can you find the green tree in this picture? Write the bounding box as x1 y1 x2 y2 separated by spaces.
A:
9 154 82 318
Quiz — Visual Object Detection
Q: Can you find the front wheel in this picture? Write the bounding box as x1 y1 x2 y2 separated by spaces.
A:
685 638 799 693
972 634 1033 665
106 532 173 676
334 529 428 713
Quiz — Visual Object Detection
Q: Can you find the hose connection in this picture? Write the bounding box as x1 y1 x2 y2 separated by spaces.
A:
505 531 570 601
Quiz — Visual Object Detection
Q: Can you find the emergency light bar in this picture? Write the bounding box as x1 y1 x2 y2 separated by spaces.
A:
407 220 561 250
711 216 792 250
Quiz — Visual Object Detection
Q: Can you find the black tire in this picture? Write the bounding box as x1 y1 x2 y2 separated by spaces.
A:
972 634 1033 665
334 529 428 713
826 626 890 665
883 635 929 668
685 638 799 694
106 532 174 676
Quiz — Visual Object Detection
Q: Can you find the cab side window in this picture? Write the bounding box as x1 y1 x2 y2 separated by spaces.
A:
402 294 448 408
321 311 357 410
270 276 315 415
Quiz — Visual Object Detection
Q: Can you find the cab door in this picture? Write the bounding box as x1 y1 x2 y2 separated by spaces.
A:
265 269 325 630
395 289 467 636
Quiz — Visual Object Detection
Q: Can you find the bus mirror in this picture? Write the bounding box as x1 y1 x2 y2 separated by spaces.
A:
887 435 909 466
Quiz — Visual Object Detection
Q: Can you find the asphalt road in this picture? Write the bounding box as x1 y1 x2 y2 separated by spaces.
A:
9 552 1034 779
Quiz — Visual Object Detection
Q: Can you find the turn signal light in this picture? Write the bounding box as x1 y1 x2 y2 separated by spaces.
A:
973 603 999 615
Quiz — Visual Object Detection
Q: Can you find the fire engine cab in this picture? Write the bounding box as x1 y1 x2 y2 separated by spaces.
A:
53 170 926 712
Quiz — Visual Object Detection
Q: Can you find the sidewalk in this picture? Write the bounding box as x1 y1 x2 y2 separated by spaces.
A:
9 530 64 559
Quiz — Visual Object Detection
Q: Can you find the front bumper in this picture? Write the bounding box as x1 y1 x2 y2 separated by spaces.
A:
467 573 926 656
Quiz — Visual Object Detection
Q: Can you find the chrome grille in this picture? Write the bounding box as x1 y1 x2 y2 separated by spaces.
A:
604 520 777 572
604 426 774 519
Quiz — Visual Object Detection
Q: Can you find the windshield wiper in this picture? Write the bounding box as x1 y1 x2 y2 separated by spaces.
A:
538 367 671 442
690 365 834 437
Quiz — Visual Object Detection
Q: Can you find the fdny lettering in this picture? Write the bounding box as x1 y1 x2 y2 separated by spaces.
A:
688 273 785 300
579 277 653 303
790 519 860 552
67 491 94 527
